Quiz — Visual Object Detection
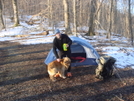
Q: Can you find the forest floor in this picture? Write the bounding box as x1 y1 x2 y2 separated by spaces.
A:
0 38 134 101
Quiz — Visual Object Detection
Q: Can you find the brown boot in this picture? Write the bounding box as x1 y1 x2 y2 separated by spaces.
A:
67 72 72 77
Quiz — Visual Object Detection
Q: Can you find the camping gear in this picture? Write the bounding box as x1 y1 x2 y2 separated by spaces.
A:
44 36 100 67
95 56 116 80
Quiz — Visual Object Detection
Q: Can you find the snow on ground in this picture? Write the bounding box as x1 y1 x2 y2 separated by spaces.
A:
0 26 24 37
102 46 134 68
0 20 134 69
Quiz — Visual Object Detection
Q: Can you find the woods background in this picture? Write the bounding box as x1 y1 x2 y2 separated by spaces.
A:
0 0 134 45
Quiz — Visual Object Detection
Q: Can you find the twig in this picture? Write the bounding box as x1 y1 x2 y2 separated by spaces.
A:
113 65 127 85
115 95 124 101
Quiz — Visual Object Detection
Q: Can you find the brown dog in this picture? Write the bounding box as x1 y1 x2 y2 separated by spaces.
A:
47 57 71 82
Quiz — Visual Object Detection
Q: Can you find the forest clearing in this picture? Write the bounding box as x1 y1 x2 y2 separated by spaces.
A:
0 0 134 101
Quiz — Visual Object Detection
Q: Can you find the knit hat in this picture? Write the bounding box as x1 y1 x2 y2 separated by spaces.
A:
54 29 60 34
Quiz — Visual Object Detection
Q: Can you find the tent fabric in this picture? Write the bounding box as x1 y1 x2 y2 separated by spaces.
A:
71 56 86 63
44 36 100 67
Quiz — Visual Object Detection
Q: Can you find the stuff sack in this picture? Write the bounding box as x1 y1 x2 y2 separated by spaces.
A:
95 56 116 80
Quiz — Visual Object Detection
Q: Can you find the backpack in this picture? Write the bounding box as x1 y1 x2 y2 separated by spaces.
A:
95 56 116 80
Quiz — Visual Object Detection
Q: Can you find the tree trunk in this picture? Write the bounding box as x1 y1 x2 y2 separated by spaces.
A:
124 10 129 37
128 0 133 45
95 0 104 30
87 0 96 36
73 0 77 36
79 0 82 27
48 0 53 28
95 0 100 30
0 0 5 30
63 0 72 35
107 0 113 39
48 0 51 26
12 0 19 26
113 0 117 34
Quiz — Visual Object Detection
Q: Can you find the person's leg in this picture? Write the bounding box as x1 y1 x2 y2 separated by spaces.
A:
66 50 72 77
58 51 66 59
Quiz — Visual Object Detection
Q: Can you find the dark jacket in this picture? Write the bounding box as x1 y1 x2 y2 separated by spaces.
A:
53 34 72 58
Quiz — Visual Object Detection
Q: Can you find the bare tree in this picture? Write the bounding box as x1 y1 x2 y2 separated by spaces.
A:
48 0 52 26
12 0 19 26
128 0 133 45
0 0 5 30
113 0 118 34
107 0 113 39
1 0 134 41
94 0 104 30
73 0 77 36
79 0 82 27
63 0 72 35
87 0 96 36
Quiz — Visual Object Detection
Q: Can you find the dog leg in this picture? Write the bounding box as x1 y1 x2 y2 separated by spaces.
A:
48 70 57 82
59 70 66 79
49 74 56 82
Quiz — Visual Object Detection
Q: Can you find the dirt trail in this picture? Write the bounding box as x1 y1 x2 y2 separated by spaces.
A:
0 41 134 101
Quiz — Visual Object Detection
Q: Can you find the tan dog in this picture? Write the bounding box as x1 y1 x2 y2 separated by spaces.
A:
47 57 71 82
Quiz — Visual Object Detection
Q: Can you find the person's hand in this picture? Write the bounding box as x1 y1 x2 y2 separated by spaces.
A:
66 44 69 47
57 58 61 62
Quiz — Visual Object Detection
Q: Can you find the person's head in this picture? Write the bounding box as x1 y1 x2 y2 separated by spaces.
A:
54 29 61 39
